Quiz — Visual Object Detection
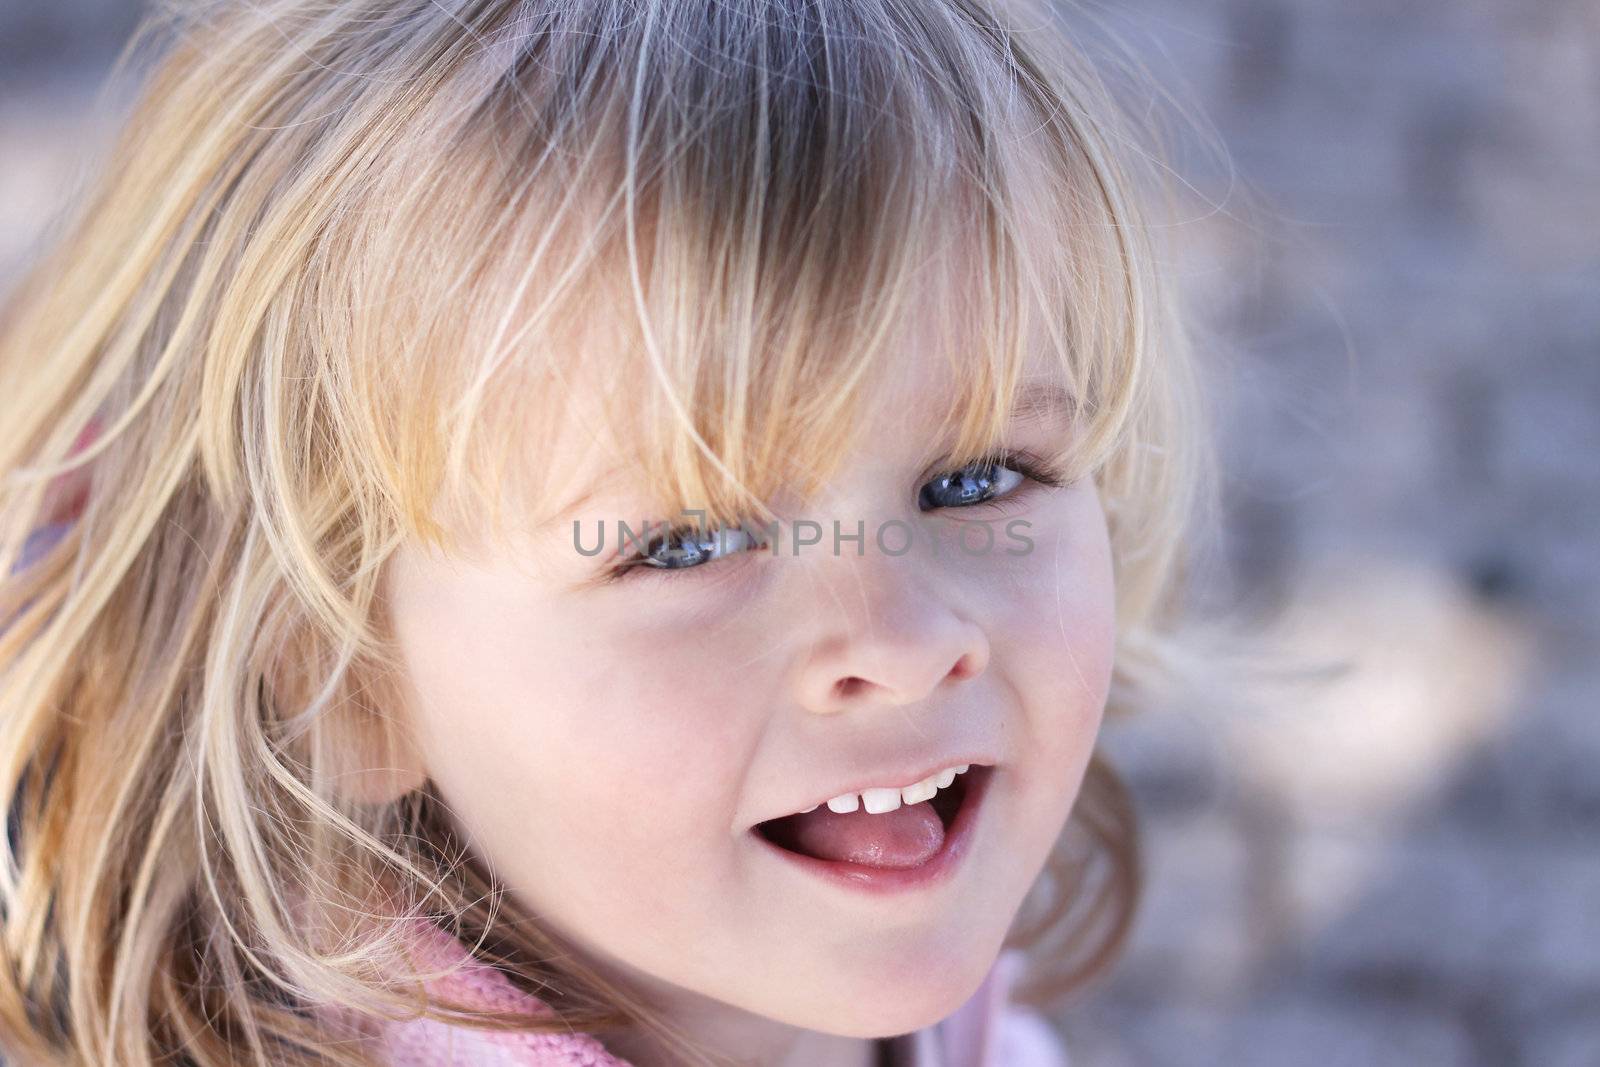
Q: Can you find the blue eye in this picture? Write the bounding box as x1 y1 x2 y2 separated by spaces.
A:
918 457 1026 510
606 449 1069 582
618 523 770 576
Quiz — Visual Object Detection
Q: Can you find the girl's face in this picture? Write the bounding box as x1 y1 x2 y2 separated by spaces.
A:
381 338 1117 1051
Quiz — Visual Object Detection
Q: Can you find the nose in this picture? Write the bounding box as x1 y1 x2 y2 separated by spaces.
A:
791 553 991 714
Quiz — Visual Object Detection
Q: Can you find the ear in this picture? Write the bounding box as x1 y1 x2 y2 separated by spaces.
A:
323 666 430 807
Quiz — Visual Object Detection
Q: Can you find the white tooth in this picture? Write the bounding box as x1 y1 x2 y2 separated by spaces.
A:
799 804 819 813
954 763 970 774
826 793 860 814
861 787 902 814
901 777 939 805
935 767 957 789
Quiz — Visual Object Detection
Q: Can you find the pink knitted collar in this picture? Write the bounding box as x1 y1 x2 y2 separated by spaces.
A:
317 915 1032 1066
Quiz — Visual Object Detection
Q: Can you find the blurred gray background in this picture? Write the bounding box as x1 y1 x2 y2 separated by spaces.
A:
3 2 1597 1066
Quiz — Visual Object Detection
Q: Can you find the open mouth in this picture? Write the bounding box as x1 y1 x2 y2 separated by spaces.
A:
756 766 973 853
749 764 994 893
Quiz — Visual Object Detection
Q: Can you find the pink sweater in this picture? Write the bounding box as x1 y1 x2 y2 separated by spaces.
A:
321 916 1072 1067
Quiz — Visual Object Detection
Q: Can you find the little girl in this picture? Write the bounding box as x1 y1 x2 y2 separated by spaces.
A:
0 1 1219 1064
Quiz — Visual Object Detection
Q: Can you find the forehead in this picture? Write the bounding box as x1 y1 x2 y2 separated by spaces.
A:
861 304 1071 426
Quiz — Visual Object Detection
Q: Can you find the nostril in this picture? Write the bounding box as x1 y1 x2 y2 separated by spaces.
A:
834 677 867 700
946 653 979 682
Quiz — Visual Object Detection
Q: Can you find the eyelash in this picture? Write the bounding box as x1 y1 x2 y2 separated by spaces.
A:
601 448 1073 584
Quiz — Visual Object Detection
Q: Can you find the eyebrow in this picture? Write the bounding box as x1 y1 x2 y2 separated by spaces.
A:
1008 380 1078 425
534 470 623 535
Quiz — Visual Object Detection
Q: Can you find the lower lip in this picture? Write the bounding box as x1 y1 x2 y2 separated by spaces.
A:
748 764 995 896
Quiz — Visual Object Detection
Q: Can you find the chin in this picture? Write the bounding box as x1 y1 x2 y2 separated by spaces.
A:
796 954 998 1038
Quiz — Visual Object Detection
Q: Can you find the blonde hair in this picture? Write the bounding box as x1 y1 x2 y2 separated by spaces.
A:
0 1 1226 1064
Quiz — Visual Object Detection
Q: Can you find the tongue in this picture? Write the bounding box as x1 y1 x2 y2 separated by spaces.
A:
772 801 946 868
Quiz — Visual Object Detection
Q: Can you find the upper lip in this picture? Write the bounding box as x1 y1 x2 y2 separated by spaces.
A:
754 754 999 826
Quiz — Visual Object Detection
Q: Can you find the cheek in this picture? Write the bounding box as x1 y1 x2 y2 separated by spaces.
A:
988 492 1117 791
389 587 763 905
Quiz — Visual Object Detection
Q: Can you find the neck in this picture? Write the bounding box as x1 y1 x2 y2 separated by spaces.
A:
598 1016 883 1067
525 916 890 1067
